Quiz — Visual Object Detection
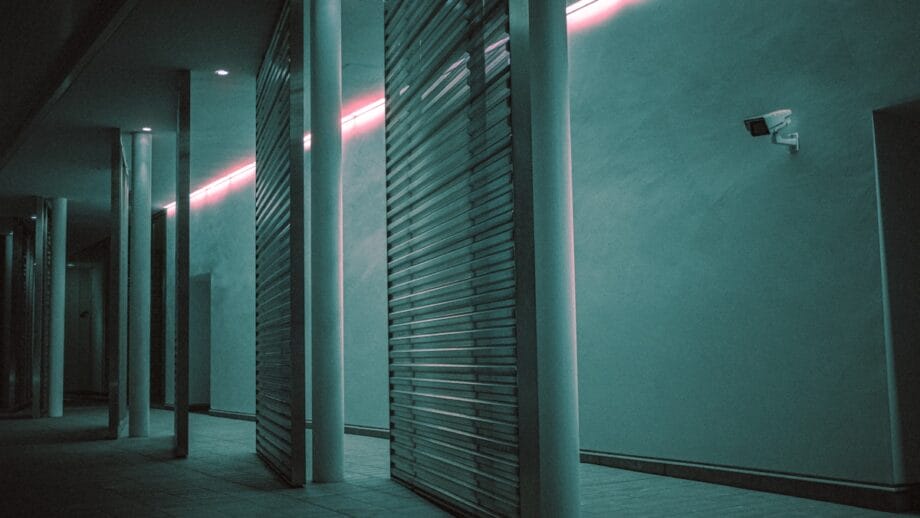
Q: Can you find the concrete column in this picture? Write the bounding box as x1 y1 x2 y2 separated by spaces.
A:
511 1 581 515
48 198 67 417
129 131 152 437
1 233 12 408
310 0 345 482
529 0 580 515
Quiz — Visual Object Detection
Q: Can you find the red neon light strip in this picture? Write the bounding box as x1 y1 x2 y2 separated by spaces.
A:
166 99 386 211
166 0 620 212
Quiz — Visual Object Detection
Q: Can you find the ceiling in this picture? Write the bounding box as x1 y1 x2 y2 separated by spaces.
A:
0 0 285 253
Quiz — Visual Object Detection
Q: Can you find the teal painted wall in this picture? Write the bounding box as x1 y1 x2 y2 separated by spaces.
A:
340 124 389 430
569 0 920 484
165 72 257 416
338 0 389 431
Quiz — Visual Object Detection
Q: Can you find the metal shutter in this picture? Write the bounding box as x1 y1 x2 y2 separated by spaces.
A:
384 1 521 515
255 0 306 487
40 201 52 416
30 201 49 418
108 136 130 439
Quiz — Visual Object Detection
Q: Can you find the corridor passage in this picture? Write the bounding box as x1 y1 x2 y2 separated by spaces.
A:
0 403 906 517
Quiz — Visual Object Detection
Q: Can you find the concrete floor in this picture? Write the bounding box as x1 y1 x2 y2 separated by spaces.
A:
0 403 908 517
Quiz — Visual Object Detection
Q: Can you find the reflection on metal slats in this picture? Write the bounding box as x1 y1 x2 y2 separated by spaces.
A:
391 463 517 518
389 275 515 317
387 176 513 249
254 0 301 487
392 431 518 472
387 228 514 286
40 203 52 416
386 75 511 173
385 1 518 514
385 119 511 207
388 250 514 300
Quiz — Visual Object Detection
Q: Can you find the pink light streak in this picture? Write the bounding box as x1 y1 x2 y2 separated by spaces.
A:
164 162 256 211
169 98 385 212
166 0 633 214
566 0 643 31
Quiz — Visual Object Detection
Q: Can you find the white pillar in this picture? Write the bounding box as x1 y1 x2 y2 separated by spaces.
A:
129 131 152 437
512 1 581 515
310 0 345 482
531 1 580 514
48 198 67 417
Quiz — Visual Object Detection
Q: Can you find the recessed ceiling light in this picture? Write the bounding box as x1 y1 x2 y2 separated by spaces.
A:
30 215 37 220
215 69 229 76
141 127 152 132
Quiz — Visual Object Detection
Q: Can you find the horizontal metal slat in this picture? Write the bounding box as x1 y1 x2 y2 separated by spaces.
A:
385 0 518 514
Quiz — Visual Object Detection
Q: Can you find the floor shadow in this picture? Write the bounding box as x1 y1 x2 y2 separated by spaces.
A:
0 426 110 446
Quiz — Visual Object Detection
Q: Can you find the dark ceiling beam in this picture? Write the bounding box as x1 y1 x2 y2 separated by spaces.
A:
0 0 139 173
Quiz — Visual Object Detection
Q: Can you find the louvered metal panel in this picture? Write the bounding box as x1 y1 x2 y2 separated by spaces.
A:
108 133 129 439
40 201 53 416
384 1 521 515
255 0 306 487
29 200 49 418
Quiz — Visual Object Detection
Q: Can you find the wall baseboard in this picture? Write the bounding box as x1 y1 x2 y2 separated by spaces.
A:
337 423 390 440
196 410 919 512
207 408 255 422
580 450 919 513
204 409 391 440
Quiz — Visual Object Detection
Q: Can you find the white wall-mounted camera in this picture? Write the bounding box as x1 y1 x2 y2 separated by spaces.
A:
743 109 799 153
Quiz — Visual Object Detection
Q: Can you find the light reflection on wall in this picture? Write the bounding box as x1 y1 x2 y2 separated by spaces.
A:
166 0 638 214
567 0 644 31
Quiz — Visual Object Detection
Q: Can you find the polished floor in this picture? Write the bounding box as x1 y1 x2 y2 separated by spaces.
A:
0 403 908 517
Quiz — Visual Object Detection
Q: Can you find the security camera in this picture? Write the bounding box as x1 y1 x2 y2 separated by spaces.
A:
743 109 799 153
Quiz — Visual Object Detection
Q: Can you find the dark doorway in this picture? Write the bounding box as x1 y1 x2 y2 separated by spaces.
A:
150 210 167 406
189 274 210 410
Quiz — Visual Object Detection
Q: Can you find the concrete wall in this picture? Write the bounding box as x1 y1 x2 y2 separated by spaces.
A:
339 0 389 430
165 71 257 416
569 0 920 485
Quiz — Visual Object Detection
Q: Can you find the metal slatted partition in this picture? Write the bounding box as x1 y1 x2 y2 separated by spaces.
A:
108 130 129 439
30 199 50 418
40 201 53 416
384 1 521 515
255 0 307 487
